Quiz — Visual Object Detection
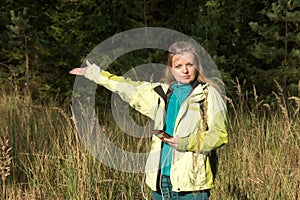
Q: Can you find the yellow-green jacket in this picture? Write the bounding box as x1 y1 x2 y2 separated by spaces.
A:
84 64 228 192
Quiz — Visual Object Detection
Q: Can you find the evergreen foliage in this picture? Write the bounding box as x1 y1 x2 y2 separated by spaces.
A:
0 0 299 102
249 0 300 95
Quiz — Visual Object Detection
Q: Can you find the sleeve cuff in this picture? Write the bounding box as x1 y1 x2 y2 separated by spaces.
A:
177 137 189 151
84 63 101 83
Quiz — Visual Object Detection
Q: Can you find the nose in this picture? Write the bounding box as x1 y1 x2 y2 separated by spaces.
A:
182 65 188 73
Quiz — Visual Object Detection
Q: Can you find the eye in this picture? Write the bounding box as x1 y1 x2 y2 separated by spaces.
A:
186 63 194 67
174 65 182 69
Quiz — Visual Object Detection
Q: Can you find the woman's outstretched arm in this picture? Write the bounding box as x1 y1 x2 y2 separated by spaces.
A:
69 60 160 119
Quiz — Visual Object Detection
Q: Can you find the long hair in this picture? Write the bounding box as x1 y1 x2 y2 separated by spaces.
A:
164 41 222 93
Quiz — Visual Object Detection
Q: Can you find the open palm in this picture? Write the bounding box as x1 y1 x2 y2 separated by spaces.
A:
69 60 92 76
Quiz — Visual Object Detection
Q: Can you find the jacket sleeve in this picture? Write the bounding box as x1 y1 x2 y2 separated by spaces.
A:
177 86 229 152
84 64 159 119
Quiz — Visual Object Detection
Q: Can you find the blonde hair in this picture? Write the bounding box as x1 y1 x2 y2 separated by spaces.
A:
165 41 222 93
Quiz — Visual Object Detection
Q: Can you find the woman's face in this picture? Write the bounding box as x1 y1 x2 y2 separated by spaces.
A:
171 52 197 84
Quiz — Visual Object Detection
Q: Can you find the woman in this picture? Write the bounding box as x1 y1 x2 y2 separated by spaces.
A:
70 41 228 200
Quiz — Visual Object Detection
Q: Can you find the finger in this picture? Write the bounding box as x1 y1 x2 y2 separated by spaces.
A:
163 139 172 145
69 69 77 74
163 138 170 142
69 68 83 75
86 60 92 66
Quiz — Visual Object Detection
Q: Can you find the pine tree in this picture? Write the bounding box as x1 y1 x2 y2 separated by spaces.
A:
249 0 300 95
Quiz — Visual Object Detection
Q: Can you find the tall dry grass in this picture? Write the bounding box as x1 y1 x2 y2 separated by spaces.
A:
213 80 299 200
0 80 299 199
0 88 150 199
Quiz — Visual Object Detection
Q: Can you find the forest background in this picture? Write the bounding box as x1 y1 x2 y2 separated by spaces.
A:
0 0 299 199
1 0 299 101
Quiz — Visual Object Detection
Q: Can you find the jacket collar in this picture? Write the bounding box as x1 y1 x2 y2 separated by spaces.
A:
154 80 208 105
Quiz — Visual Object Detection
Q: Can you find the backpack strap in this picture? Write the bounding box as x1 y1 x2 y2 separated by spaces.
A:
154 85 173 110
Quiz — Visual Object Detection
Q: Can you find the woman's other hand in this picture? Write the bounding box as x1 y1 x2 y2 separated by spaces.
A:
69 60 92 76
163 136 179 149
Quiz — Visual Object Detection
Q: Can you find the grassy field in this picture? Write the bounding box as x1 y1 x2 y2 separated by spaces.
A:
0 82 299 200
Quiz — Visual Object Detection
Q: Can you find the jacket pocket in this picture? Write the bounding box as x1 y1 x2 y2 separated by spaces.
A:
171 151 206 190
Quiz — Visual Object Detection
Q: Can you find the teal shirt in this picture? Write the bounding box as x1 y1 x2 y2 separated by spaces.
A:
160 83 192 176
